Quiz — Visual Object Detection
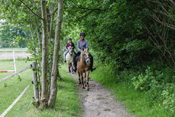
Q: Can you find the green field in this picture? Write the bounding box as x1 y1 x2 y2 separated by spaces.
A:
0 61 81 117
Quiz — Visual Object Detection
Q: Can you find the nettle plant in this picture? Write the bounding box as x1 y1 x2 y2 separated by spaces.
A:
132 67 164 91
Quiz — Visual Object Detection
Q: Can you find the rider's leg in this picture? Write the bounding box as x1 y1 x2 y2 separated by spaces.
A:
64 50 69 62
73 50 76 54
73 51 81 72
89 54 96 71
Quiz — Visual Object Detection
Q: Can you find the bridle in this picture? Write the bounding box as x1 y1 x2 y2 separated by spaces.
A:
68 47 73 56
84 52 91 65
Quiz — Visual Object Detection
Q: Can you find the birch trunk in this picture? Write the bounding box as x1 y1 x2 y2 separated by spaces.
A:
48 0 63 107
40 0 49 109
35 18 42 98
35 18 42 51
32 62 39 106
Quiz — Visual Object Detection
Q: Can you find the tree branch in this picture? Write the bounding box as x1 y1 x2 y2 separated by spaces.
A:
18 0 44 20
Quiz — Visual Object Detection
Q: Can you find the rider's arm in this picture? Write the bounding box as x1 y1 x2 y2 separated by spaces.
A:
72 43 75 49
77 40 81 51
85 40 89 49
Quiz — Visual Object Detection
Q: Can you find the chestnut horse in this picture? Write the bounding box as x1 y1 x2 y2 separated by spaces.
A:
77 48 91 91
66 46 75 73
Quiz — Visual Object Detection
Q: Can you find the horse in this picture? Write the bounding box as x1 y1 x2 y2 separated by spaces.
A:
66 46 75 73
77 48 91 91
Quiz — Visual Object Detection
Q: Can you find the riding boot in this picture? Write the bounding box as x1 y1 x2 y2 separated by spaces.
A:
64 51 68 63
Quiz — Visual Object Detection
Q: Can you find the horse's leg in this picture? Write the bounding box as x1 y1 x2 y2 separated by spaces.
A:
72 62 75 71
78 71 81 84
80 72 85 89
71 62 74 74
84 72 86 87
67 63 69 72
86 71 90 91
70 63 72 73
69 63 71 73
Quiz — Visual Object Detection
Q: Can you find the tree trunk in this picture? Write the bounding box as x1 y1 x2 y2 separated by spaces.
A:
35 18 42 98
48 0 63 107
48 4 55 98
40 0 49 109
32 62 39 106
35 18 42 51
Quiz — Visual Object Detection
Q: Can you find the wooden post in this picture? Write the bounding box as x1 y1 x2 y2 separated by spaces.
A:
32 62 39 106
13 50 17 73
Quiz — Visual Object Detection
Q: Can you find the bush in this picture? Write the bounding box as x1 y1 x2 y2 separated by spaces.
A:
131 66 163 91
130 65 175 114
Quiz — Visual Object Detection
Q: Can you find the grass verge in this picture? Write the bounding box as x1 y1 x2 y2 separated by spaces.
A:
0 61 81 117
90 65 169 117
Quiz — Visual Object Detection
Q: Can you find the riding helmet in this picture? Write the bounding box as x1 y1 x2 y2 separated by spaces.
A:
80 32 85 36
68 38 72 40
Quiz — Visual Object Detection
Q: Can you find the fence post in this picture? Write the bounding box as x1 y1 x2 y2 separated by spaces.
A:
13 50 17 73
32 62 39 106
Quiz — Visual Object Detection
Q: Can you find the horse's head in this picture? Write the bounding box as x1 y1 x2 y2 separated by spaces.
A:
68 46 74 56
81 48 91 65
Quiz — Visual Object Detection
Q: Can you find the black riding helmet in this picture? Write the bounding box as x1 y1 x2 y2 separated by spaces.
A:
80 32 85 36
69 38 72 40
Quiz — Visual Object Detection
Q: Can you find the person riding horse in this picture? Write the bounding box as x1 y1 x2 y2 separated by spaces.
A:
64 38 76 62
73 32 96 72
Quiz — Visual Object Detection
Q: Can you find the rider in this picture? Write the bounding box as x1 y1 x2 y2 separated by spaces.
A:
64 38 76 62
74 32 96 71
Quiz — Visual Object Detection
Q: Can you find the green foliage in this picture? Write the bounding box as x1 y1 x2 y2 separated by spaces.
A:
132 67 163 91
17 74 22 81
161 84 175 113
3 83 7 87
64 0 155 71
0 21 30 48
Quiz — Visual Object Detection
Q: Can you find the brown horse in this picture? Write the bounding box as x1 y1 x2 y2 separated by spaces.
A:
77 48 91 91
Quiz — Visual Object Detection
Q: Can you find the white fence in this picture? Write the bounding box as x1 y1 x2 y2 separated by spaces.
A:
0 50 31 60
0 64 33 117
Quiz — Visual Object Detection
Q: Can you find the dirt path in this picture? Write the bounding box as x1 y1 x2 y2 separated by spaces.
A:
69 73 134 117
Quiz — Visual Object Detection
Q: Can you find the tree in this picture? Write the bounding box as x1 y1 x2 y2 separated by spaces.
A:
40 0 49 108
48 0 63 107
0 0 64 108
146 0 175 65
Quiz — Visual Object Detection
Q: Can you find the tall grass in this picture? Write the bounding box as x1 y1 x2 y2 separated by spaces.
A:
89 64 169 117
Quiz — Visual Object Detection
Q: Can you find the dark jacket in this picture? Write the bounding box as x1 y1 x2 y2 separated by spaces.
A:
66 42 75 49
